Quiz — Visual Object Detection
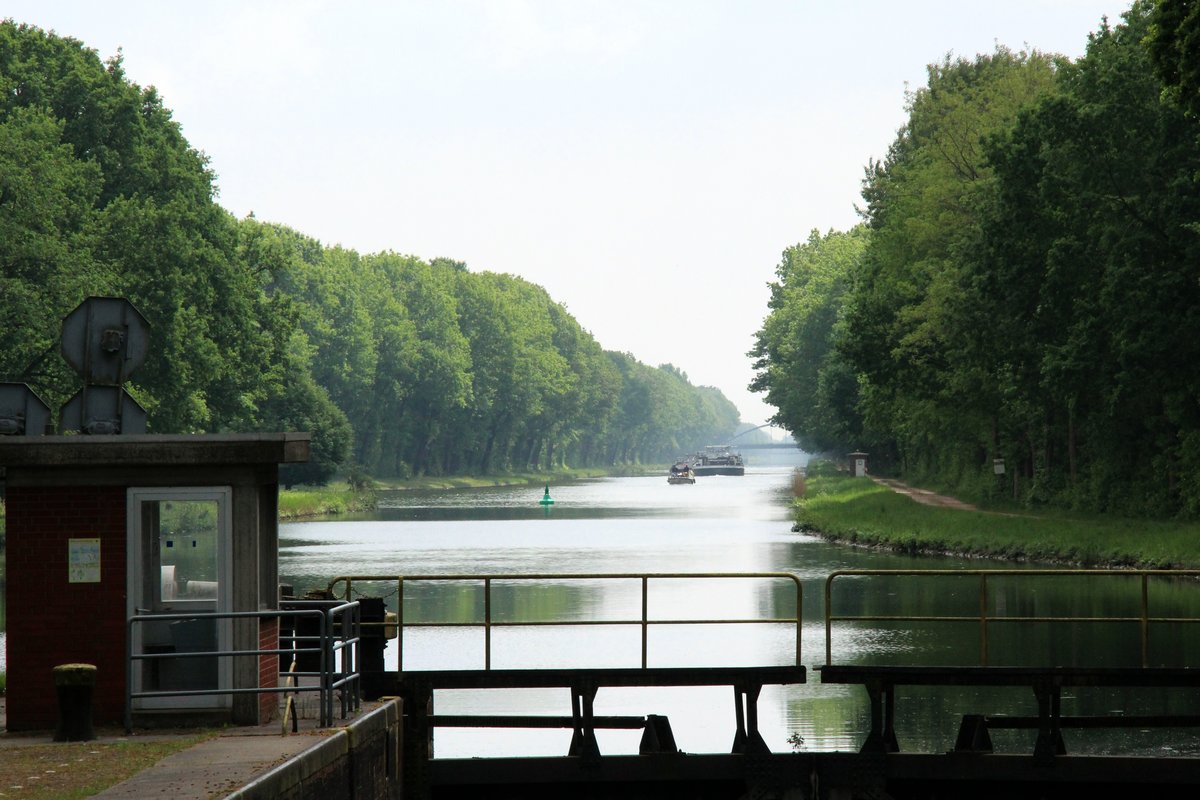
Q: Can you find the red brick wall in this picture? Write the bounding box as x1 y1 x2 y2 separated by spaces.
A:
5 486 128 730
259 617 279 722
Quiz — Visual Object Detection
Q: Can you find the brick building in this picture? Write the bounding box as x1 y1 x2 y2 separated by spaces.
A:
0 434 308 730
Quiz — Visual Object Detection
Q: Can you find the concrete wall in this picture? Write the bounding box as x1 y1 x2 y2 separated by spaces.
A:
226 699 402 800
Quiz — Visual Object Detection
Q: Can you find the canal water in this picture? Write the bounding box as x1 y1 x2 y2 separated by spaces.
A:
279 451 1200 759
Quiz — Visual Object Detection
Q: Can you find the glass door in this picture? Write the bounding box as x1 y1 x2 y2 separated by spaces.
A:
128 487 231 709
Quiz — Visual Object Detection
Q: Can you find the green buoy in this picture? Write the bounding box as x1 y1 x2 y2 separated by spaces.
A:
538 484 554 505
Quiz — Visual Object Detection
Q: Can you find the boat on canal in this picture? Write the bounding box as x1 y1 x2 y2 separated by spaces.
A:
667 462 695 484
687 445 745 476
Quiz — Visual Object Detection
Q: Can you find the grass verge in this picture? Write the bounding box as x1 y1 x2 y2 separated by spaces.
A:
797 470 1200 568
375 467 611 492
8 470 618 524
278 469 612 519
0 732 217 800
279 483 376 519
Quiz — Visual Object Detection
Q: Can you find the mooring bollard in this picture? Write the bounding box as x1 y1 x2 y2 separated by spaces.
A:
53 663 97 742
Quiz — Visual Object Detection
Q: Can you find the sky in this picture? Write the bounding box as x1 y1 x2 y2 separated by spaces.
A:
7 1 1133 432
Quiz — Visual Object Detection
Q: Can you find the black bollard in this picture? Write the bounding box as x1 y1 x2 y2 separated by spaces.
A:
53 663 97 742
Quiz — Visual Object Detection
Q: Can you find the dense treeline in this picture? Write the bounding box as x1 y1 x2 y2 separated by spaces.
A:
752 1 1200 516
0 20 740 483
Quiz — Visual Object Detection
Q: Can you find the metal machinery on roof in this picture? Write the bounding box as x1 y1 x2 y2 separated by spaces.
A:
0 381 51 435
1 296 148 437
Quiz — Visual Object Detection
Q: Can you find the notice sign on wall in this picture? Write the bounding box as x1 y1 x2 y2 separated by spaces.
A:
68 538 101 583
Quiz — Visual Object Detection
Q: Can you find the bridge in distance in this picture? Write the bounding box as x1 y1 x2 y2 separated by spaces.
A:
735 442 800 450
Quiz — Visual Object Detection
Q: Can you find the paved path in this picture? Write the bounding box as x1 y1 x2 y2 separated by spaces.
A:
0 696 357 799
90 726 333 799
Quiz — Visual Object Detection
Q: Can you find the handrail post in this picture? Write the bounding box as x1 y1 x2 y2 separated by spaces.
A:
125 617 135 733
1141 572 1150 668
320 608 331 727
350 602 360 714
342 604 353 717
794 577 803 668
335 605 345 720
824 574 834 666
396 576 405 674
641 576 649 669
484 577 492 671
980 573 989 666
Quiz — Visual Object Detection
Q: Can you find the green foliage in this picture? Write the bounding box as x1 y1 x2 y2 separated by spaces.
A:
750 227 869 454
1 20 738 482
600 353 738 464
278 483 376 519
1149 0 1200 117
842 46 1062 478
965 2 1200 514
755 5 1200 519
346 463 375 492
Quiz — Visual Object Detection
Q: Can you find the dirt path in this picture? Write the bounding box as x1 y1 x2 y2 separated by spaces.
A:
869 477 979 510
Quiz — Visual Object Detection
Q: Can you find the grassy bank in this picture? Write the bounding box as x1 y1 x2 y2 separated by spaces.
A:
279 482 377 519
796 467 1200 568
374 467 612 491
279 468 614 518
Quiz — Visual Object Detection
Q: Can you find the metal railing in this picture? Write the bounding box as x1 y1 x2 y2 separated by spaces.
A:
328 573 803 670
824 569 1200 667
280 599 362 724
125 601 361 731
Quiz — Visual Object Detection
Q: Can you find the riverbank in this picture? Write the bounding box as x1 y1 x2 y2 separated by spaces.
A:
373 466 613 491
278 482 377 519
796 469 1200 569
278 467 619 519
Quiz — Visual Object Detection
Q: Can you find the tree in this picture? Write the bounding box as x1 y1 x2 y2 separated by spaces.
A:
1 20 741 482
750 227 868 454
2 23 307 442
841 46 1061 479
1149 0 1200 117
0 105 105 402
369 253 471 476
972 1 1200 512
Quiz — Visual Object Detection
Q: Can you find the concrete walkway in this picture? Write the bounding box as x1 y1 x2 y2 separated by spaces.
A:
91 726 335 798
0 696 362 799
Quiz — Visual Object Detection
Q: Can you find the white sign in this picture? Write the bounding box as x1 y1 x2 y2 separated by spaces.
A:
68 538 101 583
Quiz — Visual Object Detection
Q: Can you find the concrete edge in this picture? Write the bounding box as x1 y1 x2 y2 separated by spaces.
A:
225 732 347 799
224 700 400 800
345 697 399 750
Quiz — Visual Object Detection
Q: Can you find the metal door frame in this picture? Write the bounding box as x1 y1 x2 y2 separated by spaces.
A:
126 486 233 709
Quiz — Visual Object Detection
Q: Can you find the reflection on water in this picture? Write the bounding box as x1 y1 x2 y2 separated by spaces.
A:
279 450 1200 758
284 453 837 587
